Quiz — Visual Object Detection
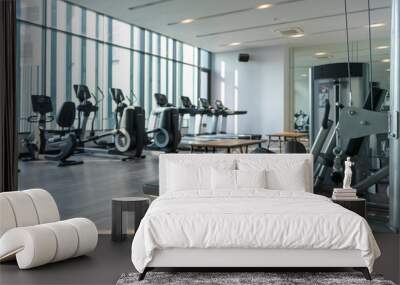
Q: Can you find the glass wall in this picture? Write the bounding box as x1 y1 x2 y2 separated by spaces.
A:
291 39 391 119
16 0 212 132
289 9 391 231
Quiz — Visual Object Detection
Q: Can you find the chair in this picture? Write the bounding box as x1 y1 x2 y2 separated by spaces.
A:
0 189 98 269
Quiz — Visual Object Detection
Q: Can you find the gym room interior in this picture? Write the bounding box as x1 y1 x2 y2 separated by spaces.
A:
0 0 399 284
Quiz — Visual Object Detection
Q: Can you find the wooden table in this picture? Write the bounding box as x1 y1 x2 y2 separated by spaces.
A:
266 131 309 153
187 139 267 153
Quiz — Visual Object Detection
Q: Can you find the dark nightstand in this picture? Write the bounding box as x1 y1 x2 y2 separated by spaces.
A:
112 197 150 242
332 198 366 218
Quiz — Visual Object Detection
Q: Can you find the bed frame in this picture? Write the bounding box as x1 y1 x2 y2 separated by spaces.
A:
139 248 371 280
139 154 372 281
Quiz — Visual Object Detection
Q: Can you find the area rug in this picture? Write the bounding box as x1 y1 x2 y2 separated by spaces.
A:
116 272 396 285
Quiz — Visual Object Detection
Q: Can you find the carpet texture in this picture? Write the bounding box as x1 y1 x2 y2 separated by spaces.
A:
117 272 396 285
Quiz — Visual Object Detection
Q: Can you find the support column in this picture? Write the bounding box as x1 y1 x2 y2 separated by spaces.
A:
389 0 400 231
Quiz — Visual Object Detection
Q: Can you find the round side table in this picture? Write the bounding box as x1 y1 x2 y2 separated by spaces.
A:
112 197 150 242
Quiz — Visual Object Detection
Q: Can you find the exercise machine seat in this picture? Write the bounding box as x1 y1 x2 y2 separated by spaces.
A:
284 140 307 154
0 189 98 269
57 101 76 128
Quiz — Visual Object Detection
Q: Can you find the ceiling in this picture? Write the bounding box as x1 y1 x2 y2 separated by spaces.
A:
293 39 391 68
69 0 392 53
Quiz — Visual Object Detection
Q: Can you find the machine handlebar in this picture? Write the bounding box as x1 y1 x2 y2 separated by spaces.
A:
27 115 54 123
321 99 331 129
129 90 138 106
95 87 105 105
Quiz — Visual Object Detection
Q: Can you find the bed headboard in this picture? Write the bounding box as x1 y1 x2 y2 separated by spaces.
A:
159 154 313 195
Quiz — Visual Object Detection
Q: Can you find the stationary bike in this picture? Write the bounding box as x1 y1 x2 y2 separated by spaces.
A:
23 95 83 167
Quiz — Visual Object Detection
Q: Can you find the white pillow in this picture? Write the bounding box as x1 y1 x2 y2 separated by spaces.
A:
236 169 267 189
168 163 209 191
266 161 307 191
167 160 236 192
237 158 310 192
211 168 237 190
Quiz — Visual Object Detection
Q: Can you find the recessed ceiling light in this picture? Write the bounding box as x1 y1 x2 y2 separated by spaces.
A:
257 3 273 9
314 52 333 59
367 23 385 28
228 42 241 46
376 45 389 50
382 58 390 63
290 33 305 38
179 18 194 24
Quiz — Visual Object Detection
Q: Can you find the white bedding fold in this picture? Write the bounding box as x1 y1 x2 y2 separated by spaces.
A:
131 190 380 273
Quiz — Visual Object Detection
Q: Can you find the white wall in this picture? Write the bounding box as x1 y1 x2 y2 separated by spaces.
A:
212 46 290 135
294 77 309 114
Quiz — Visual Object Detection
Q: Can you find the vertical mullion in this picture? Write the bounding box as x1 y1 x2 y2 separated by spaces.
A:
81 8 87 84
208 52 212 102
166 40 169 96
42 0 47 96
50 0 57 111
95 14 100 130
179 43 183 104
172 40 177 106
65 4 72 101
148 33 153 113
107 18 113 129
130 25 134 101
157 35 161 93
197 48 201 103
139 29 145 108
196 48 201 103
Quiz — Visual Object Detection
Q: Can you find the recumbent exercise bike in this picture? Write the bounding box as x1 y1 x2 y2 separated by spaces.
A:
23 95 83 167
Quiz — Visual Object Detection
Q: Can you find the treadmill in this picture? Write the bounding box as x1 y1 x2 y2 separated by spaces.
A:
197 98 261 140
199 98 223 135
214 99 247 134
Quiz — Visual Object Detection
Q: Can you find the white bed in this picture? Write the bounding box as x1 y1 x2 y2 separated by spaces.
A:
131 154 380 280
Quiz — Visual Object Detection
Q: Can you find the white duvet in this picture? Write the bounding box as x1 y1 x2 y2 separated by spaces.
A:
131 190 380 273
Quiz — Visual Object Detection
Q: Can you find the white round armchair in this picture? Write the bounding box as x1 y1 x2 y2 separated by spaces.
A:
0 189 98 269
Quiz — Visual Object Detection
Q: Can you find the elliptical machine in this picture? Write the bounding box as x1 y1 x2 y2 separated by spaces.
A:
73 84 132 154
23 95 83 167
110 88 134 130
110 88 146 159
146 93 181 152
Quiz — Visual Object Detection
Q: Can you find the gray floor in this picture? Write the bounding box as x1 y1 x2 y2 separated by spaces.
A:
1 234 398 285
0 235 133 285
4 150 399 284
18 151 159 231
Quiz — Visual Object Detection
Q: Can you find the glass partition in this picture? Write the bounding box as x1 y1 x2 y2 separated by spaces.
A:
290 5 391 232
